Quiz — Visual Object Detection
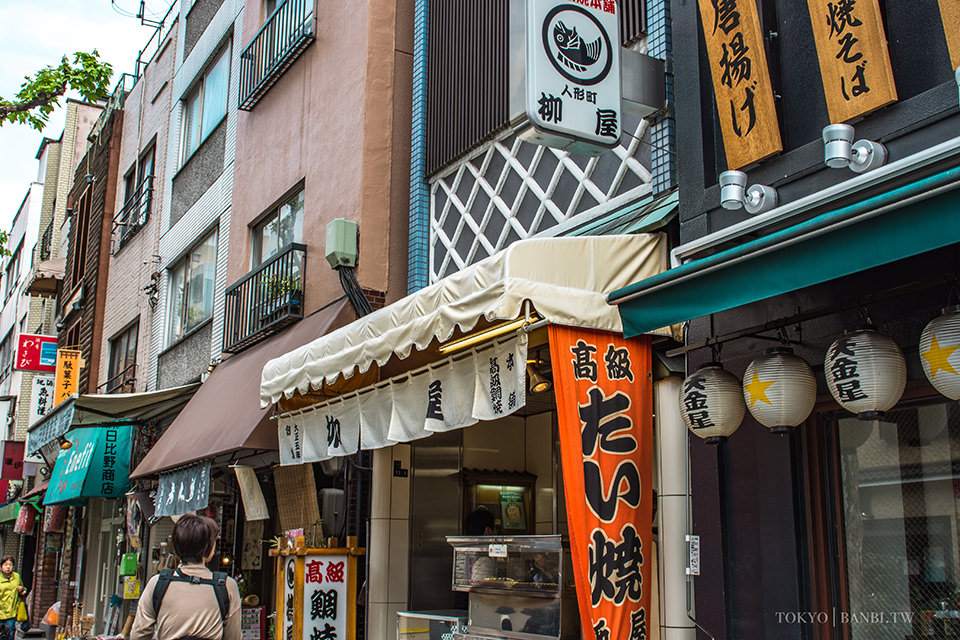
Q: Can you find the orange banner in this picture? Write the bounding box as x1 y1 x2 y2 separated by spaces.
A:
54 348 83 407
549 326 653 640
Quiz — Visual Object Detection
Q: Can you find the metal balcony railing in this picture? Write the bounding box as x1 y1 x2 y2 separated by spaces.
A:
238 0 316 111
113 175 153 254
89 73 134 143
100 363 136 394
38 219 53 261
223 243 306 353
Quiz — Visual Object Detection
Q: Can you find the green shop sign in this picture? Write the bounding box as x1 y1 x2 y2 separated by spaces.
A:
45 425 132 505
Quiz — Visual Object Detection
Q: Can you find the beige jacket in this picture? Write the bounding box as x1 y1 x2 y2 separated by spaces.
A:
130 564 241 640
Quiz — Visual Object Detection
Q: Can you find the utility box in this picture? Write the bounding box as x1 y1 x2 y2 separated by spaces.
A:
325 218 358 269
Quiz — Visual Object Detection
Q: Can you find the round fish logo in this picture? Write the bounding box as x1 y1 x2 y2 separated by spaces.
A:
542 5 613 86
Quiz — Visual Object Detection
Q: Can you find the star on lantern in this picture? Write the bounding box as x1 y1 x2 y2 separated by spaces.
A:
922 334 959 377
744 370 775 407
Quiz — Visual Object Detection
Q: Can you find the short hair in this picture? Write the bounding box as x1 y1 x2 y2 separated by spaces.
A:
172 514 219 563
0 556 13 567
464 507 496 536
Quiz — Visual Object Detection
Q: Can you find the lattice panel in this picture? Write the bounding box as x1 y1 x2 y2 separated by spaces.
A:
430 112 653 282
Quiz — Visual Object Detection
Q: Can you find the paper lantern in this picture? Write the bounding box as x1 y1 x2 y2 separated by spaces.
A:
919 306 960 400
824 328 906 419
678 364 746 444
743 348 817 433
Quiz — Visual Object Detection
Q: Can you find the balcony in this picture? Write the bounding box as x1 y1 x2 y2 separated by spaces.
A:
100 363 136 394
223 243 306 353
113 175 153 254
238 0 316 111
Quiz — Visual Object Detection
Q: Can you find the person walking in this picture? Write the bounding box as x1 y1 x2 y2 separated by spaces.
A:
130 515 240 640
0 555 26 640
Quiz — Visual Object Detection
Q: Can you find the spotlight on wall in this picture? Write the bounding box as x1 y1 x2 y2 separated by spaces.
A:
526 358 552 394
822 124 887 173
718 170 778 215
59 436 73 450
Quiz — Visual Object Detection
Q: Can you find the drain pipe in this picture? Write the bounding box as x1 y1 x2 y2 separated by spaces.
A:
655 377 696 640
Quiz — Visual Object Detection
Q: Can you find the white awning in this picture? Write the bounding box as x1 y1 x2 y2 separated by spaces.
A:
261 235 666 406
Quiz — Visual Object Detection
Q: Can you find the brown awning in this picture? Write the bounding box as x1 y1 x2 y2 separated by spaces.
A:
131 298 353 478
24 257 66 298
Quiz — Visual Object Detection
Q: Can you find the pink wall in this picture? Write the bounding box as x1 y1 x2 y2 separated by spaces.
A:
231 0 413 314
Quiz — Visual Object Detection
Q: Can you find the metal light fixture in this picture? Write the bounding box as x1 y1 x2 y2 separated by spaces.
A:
59 436 73 450
718 170 778 214
822 124 887 173
527 356 552 394
678 363 745 444
919 306 960 400
743 348 817 434
824 327 906 419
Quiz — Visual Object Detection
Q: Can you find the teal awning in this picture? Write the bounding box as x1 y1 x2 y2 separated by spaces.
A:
0 503 19 523
45 425 132 505
566 190 678 236
610 166 960 337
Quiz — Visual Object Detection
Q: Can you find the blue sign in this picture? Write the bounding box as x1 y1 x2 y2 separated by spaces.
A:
39 342 57 367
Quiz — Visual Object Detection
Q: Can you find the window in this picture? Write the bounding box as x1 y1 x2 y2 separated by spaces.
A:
264 0 286 18
107 322 138 393
72 187 92 288
0 331 13 380
168 229 218 343
253 188 304 265
124 146 155 208
4 242 22 300
181 44 231 164
834 399 960 639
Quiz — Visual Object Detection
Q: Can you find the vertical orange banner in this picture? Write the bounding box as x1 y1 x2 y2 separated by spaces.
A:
54 349 82 407
548 326 653 640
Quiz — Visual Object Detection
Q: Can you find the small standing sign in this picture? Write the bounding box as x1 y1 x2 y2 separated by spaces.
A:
525 0 622 153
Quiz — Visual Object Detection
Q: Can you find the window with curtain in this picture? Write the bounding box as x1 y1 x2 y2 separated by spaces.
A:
252 188 304 265
167 229 218 344
181 43 231 164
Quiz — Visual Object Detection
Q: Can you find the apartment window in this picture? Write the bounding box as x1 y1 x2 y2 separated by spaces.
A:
72 188 92 288
0 331 13 380
4 242 22 300
107 322 138 393
264 0 286 18
125 146 155 206
168 229 218 344
181 44 231 164
253 188 303 265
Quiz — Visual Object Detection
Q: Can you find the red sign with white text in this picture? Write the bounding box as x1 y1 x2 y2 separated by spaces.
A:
16 334 57 373
549 326 653 640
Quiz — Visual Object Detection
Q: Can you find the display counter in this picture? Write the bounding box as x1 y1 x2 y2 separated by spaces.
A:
445 535 578 640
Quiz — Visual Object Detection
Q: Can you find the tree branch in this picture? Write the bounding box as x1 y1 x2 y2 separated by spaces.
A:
0 82 67 120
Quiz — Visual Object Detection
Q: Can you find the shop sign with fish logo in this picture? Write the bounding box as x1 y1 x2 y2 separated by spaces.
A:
526 0 622 151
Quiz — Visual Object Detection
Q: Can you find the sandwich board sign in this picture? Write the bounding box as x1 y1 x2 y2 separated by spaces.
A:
525 0 622 154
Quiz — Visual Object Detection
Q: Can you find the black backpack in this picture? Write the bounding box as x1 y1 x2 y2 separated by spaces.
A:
152 568 230 620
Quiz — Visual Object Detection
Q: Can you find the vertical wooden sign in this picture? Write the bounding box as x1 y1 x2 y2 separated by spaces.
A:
938 0 960 69
697 0 782 170
806 0 897 123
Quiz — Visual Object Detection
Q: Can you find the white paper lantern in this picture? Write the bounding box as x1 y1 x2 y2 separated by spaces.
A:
824 328 906 419
920 306 960 400
678 364 745 444
742 348 817 433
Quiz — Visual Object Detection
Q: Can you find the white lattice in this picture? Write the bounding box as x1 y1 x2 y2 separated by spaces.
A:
429 115 653 282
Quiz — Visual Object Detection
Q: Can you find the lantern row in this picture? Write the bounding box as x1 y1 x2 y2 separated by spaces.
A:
679 307 960 443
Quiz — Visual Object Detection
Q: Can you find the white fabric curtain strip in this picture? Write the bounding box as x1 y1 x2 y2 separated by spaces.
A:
276 333 529 465
261 235 667 407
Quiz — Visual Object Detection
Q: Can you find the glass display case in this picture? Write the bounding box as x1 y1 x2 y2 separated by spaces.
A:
446 535 579 640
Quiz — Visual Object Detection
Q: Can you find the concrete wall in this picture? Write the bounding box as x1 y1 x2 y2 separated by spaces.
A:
229 0 413 315
99 21 180 393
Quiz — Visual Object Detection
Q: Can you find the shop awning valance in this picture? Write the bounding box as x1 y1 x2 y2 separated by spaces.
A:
131 300 353 479
261 235 667 406
25 384 200 458
44 425 132 505
0 503 19 523
609 166 960 337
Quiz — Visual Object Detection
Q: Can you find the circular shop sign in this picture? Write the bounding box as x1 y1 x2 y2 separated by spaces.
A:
542 4 614 87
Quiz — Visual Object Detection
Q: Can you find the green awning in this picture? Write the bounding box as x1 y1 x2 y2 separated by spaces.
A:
566 190 678 237
610 166 960 337
0 503 19 524
45 425 132 505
